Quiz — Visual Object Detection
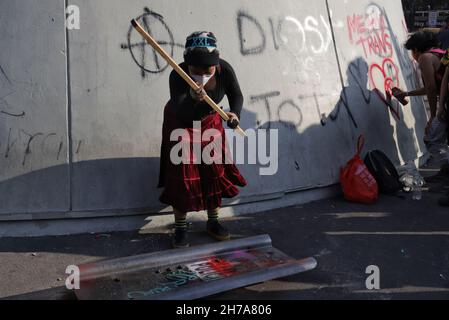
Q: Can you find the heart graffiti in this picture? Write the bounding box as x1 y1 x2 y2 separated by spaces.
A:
369 58 401 120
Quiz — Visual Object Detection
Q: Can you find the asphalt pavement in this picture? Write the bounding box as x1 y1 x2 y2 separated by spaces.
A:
1 158 449 300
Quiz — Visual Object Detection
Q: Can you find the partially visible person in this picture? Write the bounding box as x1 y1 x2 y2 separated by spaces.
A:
436 50 449 207
396 32 447 144
436 50 449 122
437 17 449 50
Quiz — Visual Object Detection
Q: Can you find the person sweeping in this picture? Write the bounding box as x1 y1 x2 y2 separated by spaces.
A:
157 31 247 248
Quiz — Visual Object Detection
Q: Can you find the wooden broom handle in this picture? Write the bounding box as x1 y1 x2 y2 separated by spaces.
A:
131 19 246 137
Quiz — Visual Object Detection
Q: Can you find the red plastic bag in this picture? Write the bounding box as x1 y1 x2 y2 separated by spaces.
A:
340 135 378 204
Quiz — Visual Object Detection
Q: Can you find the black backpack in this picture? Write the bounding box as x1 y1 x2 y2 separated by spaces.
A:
364 150 402 195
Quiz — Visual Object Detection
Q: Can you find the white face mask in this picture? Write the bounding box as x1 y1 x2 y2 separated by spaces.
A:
190 68 215 86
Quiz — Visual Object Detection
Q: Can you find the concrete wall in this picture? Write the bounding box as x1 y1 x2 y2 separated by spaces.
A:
0 0 427 221
0 0 69 214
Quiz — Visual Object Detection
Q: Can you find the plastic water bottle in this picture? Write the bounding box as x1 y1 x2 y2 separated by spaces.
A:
412 174 424 201
412 182 422 200
399 161 424 200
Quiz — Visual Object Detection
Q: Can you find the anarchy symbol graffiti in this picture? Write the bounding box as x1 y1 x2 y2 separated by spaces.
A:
121 7 183 78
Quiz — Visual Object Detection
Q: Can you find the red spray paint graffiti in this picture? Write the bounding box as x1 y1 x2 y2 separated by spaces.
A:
347 13 393 59
369 58 401 119
207 258 238 277
346 5 403 120
369 58 399 93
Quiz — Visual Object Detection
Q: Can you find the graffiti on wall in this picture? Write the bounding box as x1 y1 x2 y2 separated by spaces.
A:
237 8 336 130
346 4 408 120
237 8 334 86
0 65 25 118
121 7 336 130
249 91 304 130
237 10 332 56
0 73 67 167
0 127 67 166
120 7 184 78
122 6 334 84
120 4 417 131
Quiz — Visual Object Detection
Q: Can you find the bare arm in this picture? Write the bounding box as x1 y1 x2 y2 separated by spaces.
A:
407 87 427 96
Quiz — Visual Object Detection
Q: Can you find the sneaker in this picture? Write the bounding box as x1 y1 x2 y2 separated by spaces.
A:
206 220 231 241
172 229 190 248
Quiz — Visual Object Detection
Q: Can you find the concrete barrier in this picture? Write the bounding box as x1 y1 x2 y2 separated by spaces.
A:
0 0 427 233
0 0 69 214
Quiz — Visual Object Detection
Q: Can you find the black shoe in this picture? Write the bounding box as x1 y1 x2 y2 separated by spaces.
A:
438 196 449 207
172 229 190 248
206 220 231 241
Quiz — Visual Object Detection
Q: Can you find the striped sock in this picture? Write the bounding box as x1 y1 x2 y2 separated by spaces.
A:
207 208 219 221
174 209 187 230
175 217 187 230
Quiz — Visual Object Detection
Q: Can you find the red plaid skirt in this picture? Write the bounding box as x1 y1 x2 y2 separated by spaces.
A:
158 103 247 212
